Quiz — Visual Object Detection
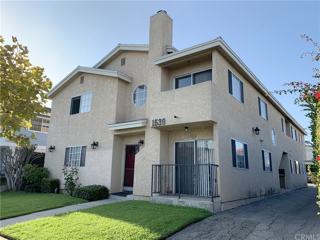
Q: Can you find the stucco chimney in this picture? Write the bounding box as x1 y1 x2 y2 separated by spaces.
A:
149 10 173 59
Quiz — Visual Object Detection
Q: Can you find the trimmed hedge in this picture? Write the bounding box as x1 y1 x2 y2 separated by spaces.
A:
24 184 41 193
41 178 60 193
73 185 109 201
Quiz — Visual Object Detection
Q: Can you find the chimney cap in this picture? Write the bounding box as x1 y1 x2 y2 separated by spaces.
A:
157 10 167 14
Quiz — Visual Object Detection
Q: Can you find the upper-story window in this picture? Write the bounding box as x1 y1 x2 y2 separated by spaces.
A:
231 139 249 169
262 150 272 172
70 92 92 115
290 126 298 141
193 69 212 84
175 69 212 89
258 97 268 120
271 129 276 146
228 70 244 103
281 118 285 133
175 75 191 89
133 85 147 107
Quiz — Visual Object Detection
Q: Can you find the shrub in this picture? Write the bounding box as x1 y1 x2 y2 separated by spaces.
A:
62 167 79 195
24 184 41 192
41 178 60 193
0 176 6 186
73 185 109 201
23 164 49 192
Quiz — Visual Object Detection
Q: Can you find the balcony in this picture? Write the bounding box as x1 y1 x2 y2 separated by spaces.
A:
151 164 219 201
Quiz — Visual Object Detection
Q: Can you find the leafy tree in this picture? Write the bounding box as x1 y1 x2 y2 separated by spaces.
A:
0 36 52 146
276 34 320 211
0 146 42 191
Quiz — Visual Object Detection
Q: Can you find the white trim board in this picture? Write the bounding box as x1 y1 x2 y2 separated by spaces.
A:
48 66 132 98
108 119 147 131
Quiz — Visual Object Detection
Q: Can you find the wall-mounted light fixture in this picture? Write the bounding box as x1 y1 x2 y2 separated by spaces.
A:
48 145 55 152
185 126 189 132
91 141 99 149
252 127 260 136
174 115 179 119
138 139 144 146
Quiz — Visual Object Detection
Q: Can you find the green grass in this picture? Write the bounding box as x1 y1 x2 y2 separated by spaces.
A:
0 200 211 240
0 191 87 219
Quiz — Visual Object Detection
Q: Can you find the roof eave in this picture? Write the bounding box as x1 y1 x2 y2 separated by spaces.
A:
154 38 306 135
48 66 132 98
94 44 149 68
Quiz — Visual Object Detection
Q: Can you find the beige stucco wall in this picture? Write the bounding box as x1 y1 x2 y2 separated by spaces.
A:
102 51 148 122
210 50 306 203
45 73 126 188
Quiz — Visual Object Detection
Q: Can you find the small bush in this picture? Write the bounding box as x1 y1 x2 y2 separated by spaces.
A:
62 167 79 195
73 185 109 201
41 178 60 193
23 164 49 192
24 184 41 192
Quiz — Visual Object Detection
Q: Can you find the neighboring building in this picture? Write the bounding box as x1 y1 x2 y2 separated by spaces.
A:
305 141 313 167
45 11 307 211
29 112 50 133
0 110 51 175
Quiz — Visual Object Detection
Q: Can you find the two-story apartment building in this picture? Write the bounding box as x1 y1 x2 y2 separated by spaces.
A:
45 10 307 211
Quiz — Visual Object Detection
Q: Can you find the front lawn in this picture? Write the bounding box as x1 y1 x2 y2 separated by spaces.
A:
0 191 87 219
0 200 211 240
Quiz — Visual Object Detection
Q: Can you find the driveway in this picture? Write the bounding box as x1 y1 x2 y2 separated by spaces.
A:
169 186 319 240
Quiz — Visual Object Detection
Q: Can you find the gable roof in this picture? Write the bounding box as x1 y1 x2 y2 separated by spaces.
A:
48 66 132 98
155 37 306 134
94 44 149 68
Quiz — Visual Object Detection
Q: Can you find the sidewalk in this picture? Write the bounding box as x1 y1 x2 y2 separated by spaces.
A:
0 195 127 228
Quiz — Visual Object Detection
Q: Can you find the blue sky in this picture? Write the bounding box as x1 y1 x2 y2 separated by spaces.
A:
1 1 320 140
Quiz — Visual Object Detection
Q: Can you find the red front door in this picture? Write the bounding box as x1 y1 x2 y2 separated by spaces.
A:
123 145 139 187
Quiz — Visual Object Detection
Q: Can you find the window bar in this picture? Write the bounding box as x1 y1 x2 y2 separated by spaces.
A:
151 165 154 197
178 165 181 199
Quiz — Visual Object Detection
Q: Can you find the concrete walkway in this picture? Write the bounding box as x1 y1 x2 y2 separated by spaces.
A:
169 186 320 240
0 195 127 228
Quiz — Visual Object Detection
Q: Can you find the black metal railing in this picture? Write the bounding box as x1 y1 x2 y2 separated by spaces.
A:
151 164 219 201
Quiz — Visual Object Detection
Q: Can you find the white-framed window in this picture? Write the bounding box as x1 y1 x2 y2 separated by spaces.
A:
64 146 86 167
271 129 277 146
262 150 272 171
231 139 248 169
258 97 268 120
228 70 244 103
133 85 147 107
70 92 92 115
80 93 92 113
290 127 298 141
174 69 212 89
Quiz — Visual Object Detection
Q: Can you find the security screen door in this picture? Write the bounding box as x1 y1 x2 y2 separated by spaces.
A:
175 140 214 196
175 141 194 195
